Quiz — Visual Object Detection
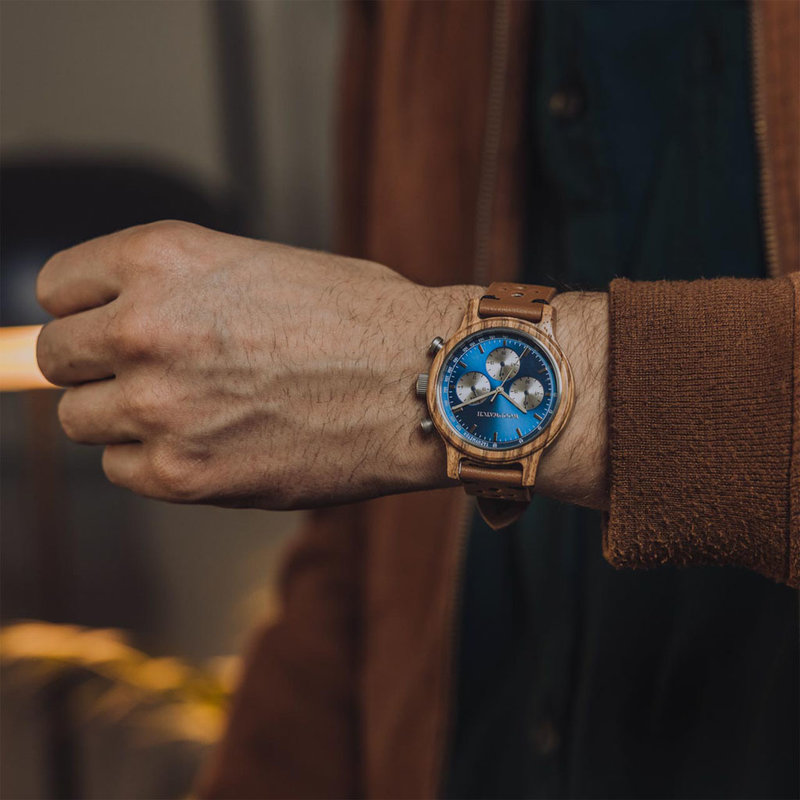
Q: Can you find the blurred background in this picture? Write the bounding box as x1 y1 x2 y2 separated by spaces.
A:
1 2 342 797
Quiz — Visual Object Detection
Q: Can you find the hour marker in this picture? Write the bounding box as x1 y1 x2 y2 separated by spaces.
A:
459 360 468 368
477 344 484 354
520 346 530 359
516 427 522 438
470 424 478 433
493 432 498 442
534 413 543 421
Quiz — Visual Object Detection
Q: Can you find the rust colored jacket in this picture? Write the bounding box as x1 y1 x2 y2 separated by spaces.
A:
199 2 799 798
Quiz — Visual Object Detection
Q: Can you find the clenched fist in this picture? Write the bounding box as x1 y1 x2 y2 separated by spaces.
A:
36 221 477 508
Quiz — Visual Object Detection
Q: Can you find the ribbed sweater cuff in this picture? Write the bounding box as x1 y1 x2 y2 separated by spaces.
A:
604 276 798 586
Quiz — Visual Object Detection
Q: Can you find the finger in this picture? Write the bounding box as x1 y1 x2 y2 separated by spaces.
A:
37 303 119 386
37 232 124 317
58 380 140 444
102 442 150 495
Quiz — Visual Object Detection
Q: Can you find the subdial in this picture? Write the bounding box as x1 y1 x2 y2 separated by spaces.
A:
455 371 491 404
486 347 520 381
509 376 544 411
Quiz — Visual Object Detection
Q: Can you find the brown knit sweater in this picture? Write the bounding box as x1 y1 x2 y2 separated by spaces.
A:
607 275 799 586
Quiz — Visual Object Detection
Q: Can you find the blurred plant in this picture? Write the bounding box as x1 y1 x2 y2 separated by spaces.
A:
0 620 240 746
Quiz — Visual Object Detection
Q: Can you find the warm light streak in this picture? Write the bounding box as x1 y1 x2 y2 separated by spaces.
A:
0 326 56 391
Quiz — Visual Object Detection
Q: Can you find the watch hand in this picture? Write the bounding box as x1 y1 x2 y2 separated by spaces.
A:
451 386 501 411
490 365 514 403
497 389 527 414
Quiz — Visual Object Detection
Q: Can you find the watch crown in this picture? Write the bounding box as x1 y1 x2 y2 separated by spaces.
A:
420 418 435 434
428 336 444 355
415 373 429 397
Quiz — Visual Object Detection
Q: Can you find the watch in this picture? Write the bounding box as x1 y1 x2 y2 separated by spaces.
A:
415 282 574 529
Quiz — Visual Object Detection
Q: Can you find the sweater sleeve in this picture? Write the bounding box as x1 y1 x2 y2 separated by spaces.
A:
604 273 799 587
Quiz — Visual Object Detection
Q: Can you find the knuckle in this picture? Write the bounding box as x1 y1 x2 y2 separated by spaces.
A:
57 393 80 441
35 253 62 313
110 302 188 361
36 324 62 384
123 220 194 267
108 307 153 360
35 325 54 380
35 270 51 312
124 384 163 426
101 447 126 488
148 448 199 502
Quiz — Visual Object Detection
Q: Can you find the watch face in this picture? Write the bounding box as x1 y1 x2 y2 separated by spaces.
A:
437 328 560 451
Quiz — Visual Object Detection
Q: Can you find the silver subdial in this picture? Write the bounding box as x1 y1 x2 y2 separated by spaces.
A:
455 371 491 404
509 376 544 411
485 347 520 381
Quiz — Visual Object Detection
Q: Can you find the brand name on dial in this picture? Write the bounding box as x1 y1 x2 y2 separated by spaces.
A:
476 411 519 419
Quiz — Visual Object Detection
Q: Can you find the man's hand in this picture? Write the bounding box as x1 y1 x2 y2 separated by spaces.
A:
36 221 477 508
36 220 608 511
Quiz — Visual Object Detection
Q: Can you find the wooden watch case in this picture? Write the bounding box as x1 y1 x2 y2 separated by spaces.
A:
425 298 575 486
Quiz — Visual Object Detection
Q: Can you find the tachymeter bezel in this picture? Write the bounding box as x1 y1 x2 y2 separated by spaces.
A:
426 316 574 464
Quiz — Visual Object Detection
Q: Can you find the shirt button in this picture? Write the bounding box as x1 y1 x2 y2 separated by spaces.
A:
548 88 584 121
532 718 561 757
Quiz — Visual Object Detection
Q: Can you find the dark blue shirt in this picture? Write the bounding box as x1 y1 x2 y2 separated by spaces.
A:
448 3 798 798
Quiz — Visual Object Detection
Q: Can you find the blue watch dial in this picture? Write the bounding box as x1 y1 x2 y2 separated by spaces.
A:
438 328 560 451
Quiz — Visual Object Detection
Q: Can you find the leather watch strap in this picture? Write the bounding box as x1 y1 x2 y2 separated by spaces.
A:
459 461 530 501
462 282 556 529
460 452 543 530
478 282 557 323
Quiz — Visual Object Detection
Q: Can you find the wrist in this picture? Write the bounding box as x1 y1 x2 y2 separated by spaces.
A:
534 291 609 509
387 283 484 494
399 286 608 510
